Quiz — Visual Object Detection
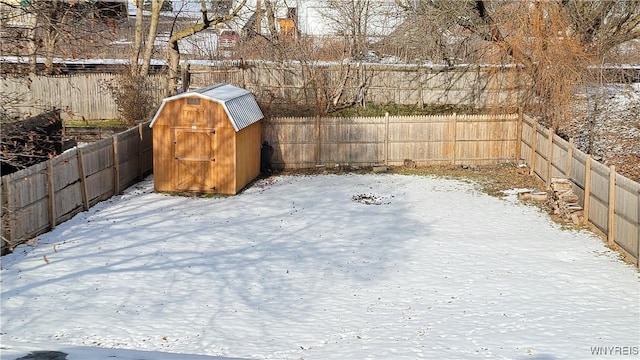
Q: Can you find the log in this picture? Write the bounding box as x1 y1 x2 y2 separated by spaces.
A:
531 192 548 201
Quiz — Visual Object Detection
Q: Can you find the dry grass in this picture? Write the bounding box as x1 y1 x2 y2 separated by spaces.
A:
278 162 545 198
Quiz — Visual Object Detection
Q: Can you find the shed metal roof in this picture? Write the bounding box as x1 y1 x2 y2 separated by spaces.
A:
149 83 264 132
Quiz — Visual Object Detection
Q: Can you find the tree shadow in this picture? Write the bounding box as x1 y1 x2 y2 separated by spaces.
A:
12 346 252 360
1 174 431 347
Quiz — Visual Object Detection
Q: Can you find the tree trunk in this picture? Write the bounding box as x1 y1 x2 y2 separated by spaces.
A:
140 0 164 76
44 30 57 74
130 0 144 75
167 39 181 97
165 0 248 95
27 12 38 73
264 0 282 62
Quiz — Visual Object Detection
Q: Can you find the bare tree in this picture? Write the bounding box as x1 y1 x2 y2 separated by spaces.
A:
394 0 640 128
321 0 401 59
130 0 166 76
166 0 248 95
7 0 120 74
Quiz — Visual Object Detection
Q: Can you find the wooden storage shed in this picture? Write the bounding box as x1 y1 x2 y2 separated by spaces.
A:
149 83 264 195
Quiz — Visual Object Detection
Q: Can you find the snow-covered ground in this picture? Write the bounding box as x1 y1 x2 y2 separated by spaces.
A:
1 174 638 360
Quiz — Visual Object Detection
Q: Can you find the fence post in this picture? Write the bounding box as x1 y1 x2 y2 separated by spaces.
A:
1 176 14 251
451 113 458 165
47 159 56 230
384 112 389 165
637 187 639 268
516 109 523 163
529 122 537 176
584 155 592 222
314 116 321 165
607 165 616 247
547 128 554 189
566 138 574 180
138 123 144 181
77 148 89 210
113 136 120 195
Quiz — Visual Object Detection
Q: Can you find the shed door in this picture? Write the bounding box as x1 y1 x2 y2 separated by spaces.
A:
174 128 217 192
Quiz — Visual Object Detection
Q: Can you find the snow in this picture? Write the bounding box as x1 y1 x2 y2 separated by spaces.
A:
1 174 639 360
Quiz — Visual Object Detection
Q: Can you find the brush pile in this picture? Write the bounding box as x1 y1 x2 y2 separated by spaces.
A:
0 109 76 175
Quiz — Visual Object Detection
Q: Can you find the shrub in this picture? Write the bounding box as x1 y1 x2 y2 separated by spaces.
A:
104 73 158 126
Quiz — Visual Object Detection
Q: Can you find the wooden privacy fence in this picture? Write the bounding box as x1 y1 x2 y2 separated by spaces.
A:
520 115 640 267
1 73 166 120
1 123 153 254
2 63 525 120
2 113 638 268
263 113 520 168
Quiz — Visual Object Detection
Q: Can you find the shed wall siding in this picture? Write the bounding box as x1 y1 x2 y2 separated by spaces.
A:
235 122 262 193
208 102 237 194
152 124 174 192
216 127 237 194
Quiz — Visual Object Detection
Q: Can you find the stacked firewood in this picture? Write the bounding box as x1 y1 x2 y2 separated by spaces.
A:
548 178 585 225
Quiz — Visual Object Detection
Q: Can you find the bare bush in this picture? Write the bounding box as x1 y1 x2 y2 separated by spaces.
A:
104 74 158 126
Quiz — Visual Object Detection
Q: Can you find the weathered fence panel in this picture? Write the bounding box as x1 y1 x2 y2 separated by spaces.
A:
550 133 570 179
1 122 153 254
82 139 116 205
264 114 519 169
2 63 526 120
570 150 588 203
1 73 166 120
322 117 385 165
51 151 84 225
588 160 611 235
2 163 50 245
262 117 318 167
614 175 640 260
520 115 640 267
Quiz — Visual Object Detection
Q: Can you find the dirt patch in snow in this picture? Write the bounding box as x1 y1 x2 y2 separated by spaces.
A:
351 193 393 205
279 162 545 199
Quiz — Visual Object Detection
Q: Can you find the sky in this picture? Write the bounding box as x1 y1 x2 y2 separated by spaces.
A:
1 174 639 360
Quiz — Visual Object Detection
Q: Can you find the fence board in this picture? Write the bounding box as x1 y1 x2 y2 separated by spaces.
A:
54 183 84 222
52 151 81 190
520 118 534 164
7 163 49 208
82 139 115 176
570 150 588 189
551 133 570 179
590 161 611 204
614 174 640 258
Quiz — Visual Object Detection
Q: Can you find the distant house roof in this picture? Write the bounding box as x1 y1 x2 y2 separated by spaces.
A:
149 83 264 132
